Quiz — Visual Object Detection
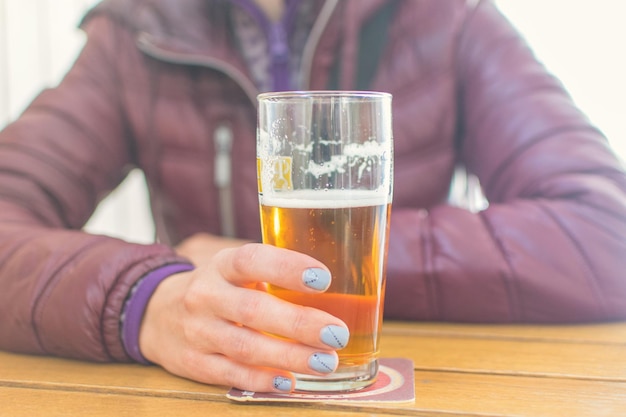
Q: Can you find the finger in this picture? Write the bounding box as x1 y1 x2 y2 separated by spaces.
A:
214 243 332 292
165 349 297 393
204 285 349 350
204 319 339 376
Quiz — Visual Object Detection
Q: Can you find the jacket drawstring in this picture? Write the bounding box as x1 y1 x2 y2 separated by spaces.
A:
214 124 236 237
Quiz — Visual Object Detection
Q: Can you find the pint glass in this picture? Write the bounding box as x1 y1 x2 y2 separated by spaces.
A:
257 91 393 392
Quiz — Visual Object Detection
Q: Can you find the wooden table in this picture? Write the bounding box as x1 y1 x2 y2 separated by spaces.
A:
1 321 625 416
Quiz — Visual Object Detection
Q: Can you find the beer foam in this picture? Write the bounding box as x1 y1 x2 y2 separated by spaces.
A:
260 189 389 208
302 140 389 179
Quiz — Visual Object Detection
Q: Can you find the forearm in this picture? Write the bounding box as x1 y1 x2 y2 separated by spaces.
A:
0 216 192 361
384 189 626 324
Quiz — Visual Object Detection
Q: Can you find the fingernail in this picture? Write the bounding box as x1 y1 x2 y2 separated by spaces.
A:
273 376 292 392
320 325 350 349
302 268 331 291
308 352 337 374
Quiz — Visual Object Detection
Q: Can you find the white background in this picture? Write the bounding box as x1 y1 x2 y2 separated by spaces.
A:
1 0 625 243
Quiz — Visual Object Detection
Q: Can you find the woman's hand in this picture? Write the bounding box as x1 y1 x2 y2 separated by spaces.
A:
139 243 349 393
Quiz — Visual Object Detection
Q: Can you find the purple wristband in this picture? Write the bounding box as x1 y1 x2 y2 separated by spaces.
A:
121 263 194 364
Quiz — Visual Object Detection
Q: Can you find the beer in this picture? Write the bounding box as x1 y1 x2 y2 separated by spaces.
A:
260 190 391 367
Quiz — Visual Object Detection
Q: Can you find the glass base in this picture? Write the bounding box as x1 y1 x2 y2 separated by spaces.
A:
293 360 379 392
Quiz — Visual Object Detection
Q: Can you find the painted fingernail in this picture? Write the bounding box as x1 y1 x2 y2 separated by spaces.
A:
320 325 350 349
273 376 292 392
302 268 331 291
308 352 337 374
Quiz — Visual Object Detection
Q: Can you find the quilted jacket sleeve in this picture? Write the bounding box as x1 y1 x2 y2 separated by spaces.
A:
384 0 626 323
0 17 190 361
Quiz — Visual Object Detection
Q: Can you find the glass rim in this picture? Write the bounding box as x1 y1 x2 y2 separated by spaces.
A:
257 90 392 102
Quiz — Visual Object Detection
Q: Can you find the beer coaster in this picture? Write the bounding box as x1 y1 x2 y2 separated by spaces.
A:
226 358 415 404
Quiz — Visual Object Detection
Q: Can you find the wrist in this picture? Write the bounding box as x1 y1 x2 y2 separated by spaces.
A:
121 263 194 364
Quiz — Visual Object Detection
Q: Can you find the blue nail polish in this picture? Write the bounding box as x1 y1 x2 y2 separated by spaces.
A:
302 268 331 291
273 376 292 392
308 352 337 374
320 325 350 349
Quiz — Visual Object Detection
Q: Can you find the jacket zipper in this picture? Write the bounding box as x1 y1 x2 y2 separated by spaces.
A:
300 0 338 89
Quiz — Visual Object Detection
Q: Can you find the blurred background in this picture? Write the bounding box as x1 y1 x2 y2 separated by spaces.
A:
1 0 625 243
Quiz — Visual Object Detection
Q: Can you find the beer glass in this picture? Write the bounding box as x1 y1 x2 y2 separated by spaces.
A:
257 91 393 392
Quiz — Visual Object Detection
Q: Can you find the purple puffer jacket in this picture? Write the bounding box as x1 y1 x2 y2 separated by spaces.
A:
1 0 625 363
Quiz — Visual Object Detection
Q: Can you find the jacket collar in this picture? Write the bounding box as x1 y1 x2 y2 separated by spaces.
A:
81 0 392 98
84 0 391 58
